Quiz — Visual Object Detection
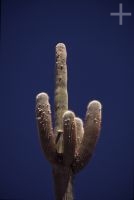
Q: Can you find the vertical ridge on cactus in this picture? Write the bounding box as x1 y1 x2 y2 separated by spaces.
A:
35 43 102 200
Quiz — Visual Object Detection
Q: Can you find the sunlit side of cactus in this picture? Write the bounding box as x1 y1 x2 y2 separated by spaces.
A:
35 43 102 200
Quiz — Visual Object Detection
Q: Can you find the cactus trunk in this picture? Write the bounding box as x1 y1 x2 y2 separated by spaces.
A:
53 166 74 200
35 43 102 200
53 43 74 200
54 43 68 154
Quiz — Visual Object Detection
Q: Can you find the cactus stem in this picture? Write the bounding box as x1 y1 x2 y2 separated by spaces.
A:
36 43 102 200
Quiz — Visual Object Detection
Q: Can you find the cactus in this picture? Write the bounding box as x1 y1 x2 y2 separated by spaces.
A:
35 43 102 200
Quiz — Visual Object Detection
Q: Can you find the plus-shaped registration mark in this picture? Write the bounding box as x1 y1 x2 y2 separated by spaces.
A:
110 3 132 25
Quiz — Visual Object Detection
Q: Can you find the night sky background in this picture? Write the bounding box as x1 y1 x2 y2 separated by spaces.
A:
1 0 134 199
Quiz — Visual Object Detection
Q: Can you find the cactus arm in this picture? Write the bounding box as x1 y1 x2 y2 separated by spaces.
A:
36 92 56 164
63 111 76 166
75 117 84 151
54 43 68 153
53 111 76 200
72 100 102 173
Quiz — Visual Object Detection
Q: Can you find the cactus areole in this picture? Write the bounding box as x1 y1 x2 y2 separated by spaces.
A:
35 43 102 200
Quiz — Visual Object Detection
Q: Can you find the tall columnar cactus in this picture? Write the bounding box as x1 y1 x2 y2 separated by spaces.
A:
35 43 102 200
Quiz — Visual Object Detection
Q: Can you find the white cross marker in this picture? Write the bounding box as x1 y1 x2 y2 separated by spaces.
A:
110 3 132 25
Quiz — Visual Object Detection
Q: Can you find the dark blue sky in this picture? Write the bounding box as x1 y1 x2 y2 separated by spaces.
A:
1 0 134 199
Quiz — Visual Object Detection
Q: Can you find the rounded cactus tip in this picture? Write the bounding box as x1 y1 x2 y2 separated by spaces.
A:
63 110 75 120
56 43 66 49
56 43 67 58
87 100 102 111
36 92 49 102
56 43 66 53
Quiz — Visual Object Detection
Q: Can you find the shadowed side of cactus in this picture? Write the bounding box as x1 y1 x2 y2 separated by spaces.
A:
35 43 102 200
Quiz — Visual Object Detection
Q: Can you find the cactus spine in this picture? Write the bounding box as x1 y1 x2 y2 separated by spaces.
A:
36 43 102 200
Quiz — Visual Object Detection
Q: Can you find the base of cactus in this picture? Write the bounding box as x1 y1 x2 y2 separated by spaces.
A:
53 165 74 200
